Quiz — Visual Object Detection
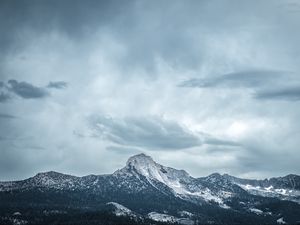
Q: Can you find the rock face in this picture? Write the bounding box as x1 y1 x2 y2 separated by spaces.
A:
0 153 300 224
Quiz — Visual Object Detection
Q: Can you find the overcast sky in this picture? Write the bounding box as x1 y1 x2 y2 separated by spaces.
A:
1 0 300 181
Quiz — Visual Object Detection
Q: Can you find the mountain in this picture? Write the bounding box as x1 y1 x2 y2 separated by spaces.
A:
0 153 300 225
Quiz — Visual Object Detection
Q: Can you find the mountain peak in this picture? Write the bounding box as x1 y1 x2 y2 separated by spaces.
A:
114 153 192 196
126 153 155 167
124 153 162 180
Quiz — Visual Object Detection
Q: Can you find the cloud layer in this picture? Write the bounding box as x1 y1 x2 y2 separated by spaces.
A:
179 69 300 102
255 86 300 101
90 116 202 150
179 69 288 88
89 115 240 151
0 0 300 180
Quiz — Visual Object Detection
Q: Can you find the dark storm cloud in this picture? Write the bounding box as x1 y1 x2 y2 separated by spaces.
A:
0 0 133 54
255 86 300 101
178 69 287 88
7 79 49 99
47 81 68 89
90 116 202 150
0 0 258 72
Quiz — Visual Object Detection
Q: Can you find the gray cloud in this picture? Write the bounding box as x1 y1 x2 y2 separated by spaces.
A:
90 116 202 150
7 79 49 99
90 116 240 151
178 69 300 103
0 80 68 102
178 69 288 88
47 81 68 89
255 86 300 101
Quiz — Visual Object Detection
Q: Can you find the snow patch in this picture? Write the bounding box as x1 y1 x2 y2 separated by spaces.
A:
249 208 263 215
186 188 230 209
277 217 286 224
106 202 134 217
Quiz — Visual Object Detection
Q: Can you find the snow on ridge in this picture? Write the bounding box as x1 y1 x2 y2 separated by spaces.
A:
106 202 134 217
237 183 300 204
238 183 294 196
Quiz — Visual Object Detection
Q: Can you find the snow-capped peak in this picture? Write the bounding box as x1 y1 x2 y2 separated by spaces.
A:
125 153 165 181
126 153 156 170
115 153 194 196
121 153 190 183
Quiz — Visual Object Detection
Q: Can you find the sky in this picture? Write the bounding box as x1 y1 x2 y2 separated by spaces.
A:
1 0 300 181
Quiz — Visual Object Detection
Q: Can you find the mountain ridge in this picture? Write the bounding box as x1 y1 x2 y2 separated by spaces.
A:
0 153 300 225
2 153 298 183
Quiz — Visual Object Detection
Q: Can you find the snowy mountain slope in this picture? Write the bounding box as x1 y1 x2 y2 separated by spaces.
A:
113 154 244 208
114 153 192 190
223 173 300 203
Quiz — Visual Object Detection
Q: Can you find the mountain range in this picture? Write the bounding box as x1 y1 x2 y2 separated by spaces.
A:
0 153 299 225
